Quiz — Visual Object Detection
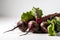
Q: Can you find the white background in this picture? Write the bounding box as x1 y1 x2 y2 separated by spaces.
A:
0 0 60 40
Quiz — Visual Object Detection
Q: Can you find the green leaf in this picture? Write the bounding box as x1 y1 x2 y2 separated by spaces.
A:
21 11 35 22
54 17 60 32
21 7 43 22
47 20 56 36
47 20 51 24
31 7 43 18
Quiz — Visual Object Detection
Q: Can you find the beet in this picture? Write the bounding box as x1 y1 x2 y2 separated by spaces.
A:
28 20 39 33
17 21 28 32
4 21 28 33
20 20 39 36
40 21 48 33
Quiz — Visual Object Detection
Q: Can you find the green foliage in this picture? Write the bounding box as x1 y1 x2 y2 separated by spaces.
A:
21 11 35 22
31 7 43 18
21 7 43 22
54 17 60 32
47 22 56 36
47 17 60 36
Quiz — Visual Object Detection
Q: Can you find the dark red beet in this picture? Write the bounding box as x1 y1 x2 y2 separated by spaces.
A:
4 21 28 33
17 20 28 32
20 20 39 36
27 20 39 33
40 21 48 33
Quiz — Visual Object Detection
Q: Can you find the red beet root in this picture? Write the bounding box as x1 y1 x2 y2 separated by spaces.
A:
17 21 28 32
20 20 39 36
28 20 39 33
40 21 48 33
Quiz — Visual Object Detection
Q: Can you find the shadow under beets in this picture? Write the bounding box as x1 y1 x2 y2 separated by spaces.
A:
32 31 48 34
33 32 60 36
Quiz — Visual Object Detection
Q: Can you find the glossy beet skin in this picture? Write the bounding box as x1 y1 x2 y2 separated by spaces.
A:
27 21 39 33
17 21 28 32
19 20 40 36
40 21 48 33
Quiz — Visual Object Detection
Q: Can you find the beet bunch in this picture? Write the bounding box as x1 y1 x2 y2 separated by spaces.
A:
4 7 60 36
